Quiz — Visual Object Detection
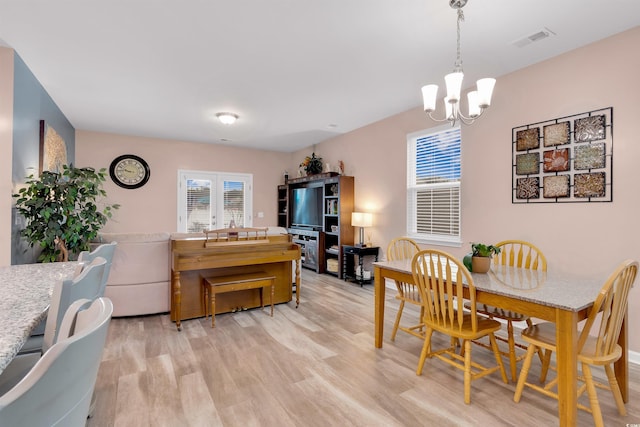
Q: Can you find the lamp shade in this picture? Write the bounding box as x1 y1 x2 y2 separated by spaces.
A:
476 78 496 108
444 71 464 103
351 212 373 228
467 91 480 118
421 84 439 112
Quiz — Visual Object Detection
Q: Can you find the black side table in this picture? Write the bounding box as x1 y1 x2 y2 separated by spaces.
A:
342 245 380 286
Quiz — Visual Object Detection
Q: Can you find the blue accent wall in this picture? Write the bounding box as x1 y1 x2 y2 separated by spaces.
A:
11 52 75 264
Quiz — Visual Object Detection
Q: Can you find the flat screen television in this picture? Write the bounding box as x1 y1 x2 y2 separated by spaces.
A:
292 187 323 228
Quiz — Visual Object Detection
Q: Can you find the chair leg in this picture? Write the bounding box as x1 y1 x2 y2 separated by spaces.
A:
489 333 508 384
582 363 604 427
539 349 552 383
463 339 472 404
514 344 537 402
416 329 433 376
391 300 405 341
604 363 627 416
506 320 518 382
525 318 545 364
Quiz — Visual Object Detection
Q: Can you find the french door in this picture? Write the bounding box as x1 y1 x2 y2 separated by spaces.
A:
177 170 253 233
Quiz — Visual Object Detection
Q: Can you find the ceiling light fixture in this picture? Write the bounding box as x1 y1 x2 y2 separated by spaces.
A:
421 0 495 126
216 112 239 125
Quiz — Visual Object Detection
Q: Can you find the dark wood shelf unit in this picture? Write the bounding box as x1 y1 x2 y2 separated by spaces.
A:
322 176 354 278
277 174 354 277
290 228 324 273
277 184 289 228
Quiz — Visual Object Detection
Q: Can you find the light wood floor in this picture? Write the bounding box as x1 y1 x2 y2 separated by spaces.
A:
88 269 640 427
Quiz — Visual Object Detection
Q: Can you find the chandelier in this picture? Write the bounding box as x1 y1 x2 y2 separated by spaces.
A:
421 0 495 126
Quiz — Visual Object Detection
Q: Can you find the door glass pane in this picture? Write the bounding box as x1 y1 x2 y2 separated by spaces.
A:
223 181 245 228
187 179 213 232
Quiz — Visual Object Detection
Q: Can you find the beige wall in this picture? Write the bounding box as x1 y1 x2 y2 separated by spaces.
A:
0 48 14 266
292 27 640 351
77 27 640 351
75 131 291 233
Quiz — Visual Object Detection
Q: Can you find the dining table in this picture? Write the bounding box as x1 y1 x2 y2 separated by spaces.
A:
373 259 627 427
0 261 78 375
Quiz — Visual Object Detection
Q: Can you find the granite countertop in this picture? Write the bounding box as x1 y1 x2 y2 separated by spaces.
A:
374 258 606 312
0 262 78 375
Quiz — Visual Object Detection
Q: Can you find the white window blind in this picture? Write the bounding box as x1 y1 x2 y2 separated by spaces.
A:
407 125 461 246
177 171 252 232
223 181 245 227
186 179 213 233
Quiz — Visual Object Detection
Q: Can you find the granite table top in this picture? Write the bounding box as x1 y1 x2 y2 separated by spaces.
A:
373 259 607 312
0 262 77 375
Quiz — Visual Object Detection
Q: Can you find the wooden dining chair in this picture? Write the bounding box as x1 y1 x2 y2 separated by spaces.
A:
412 249 508 404
386 237 422 341
470 239 547 382
514 259 638 427
0 297 113 427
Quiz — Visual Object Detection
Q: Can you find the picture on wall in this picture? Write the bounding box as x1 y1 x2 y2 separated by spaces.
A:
39 120 68 174
511 107 613 204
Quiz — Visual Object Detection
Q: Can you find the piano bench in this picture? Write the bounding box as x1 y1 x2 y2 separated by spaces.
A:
202 271 276 328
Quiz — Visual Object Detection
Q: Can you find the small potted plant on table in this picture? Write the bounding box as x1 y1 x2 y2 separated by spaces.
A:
465 243 501 273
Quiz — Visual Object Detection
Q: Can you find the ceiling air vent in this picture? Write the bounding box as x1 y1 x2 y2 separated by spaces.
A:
511 27 556 48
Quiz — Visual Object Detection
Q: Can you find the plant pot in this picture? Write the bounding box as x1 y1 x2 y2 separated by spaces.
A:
471 256 492 274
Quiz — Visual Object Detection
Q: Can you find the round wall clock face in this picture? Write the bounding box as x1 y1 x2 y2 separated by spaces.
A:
109 154 151 189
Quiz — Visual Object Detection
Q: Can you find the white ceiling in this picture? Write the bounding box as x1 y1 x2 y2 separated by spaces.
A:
0 1 638 152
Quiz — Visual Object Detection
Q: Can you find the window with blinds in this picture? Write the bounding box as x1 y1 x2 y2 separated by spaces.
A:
223 181 245 228
178 171 252 232
407 125 461 246
186 179 213 233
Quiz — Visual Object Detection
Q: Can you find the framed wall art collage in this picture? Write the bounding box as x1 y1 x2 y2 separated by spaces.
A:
512 107 613 204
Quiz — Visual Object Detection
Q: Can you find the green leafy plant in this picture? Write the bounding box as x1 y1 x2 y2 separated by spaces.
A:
13 165 119 262
471 242 501 258
299 152 323 175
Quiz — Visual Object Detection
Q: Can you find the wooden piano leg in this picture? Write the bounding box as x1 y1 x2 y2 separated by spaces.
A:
173 270 182 331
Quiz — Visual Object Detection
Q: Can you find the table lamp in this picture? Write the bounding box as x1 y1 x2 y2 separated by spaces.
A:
351 212 372 247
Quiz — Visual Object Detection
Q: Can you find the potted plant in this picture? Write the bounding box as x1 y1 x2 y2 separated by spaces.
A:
467 242 501 273
299 152 323 175
13 165 119 262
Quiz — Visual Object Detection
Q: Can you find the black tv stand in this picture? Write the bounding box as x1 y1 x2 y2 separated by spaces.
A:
289 228 325 273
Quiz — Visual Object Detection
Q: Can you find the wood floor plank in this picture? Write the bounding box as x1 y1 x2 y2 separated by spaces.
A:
179 371 223 427
88 269 640 426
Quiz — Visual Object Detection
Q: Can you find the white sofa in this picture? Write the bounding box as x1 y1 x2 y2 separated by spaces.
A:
96 227 292 317
96 232 171 317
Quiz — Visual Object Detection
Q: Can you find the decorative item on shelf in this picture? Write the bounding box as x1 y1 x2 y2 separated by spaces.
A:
300 152 323 176
421 0 495 127
468 242 501 273
338 160 344 175
351 212 373 247
331 225 338 233
330 184 338 196
284 171 289 183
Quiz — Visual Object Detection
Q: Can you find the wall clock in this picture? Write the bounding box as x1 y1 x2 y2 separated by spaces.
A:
109 154 151 189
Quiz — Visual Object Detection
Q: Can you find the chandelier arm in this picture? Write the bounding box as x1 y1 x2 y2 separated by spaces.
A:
426 111 454 123
456 107 487 126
